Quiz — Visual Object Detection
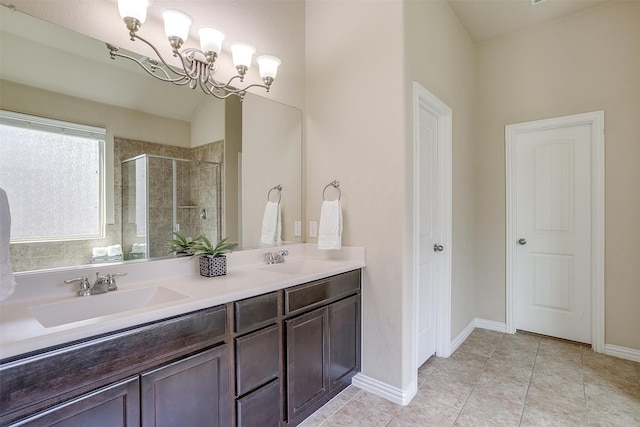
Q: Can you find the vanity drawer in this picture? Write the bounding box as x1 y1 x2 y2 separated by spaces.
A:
236 379 280 427
235 324 279 396
234 291 278 333
284 270 360 316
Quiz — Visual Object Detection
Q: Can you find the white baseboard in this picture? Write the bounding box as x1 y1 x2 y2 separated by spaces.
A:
450 318 475 354
450 318 508 354
475 318 508 333
351 373 416 406
604 344 640 363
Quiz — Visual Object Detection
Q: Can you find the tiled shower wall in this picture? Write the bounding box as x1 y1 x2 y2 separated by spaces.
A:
10 138 223 271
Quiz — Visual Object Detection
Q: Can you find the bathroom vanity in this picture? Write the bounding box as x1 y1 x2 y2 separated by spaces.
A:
0 245 364 426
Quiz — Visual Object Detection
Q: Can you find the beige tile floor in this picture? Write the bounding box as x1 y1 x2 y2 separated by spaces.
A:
299 329 640 426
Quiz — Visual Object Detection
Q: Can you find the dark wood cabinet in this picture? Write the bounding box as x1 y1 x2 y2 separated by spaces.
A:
1 269 361 427
0 306 229 426
285 306 330 422
236 379 280 427
329 294 361 390
234 292 278 334
8 377 140 427
284 270 361 426
141 346 229 427
235 324 280 396
232 292 281 427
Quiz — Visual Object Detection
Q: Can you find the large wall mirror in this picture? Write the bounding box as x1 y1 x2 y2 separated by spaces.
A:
0 7 302 273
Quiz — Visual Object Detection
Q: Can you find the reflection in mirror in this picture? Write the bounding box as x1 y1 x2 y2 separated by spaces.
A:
121 155 222 261
0 6 302 273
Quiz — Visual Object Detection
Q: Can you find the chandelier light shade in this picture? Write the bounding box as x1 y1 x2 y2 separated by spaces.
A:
118 0 148 25
230 43 255 75
257 55 282 80
162 9 191 47
198 27 225 57
110 0 281 100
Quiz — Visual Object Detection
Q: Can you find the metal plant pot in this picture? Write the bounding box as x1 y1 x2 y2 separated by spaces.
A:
199 255 227 277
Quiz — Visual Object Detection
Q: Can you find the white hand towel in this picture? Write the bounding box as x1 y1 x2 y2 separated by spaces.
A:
261 201 282 245
107 244 123 257
131 243 146 253
92 246 108 257
0 188 17 301
318 200 342 250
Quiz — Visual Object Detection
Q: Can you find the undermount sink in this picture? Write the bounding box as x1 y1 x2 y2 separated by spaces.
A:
259 259 331 276
30 287 189 328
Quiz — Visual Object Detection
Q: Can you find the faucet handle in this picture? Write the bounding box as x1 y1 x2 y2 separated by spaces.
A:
105 272 127 291
108 272 128 277
277 250 289 257
64 276 91 297
264 252 275 264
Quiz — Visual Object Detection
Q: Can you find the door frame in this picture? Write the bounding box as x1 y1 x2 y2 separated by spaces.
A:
505 111 605 352
412 81 453 371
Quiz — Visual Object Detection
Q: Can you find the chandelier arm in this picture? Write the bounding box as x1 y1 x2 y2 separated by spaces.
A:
109 47 193 85
197 79 233 100
221 74 245 89
130 34 189 78
202 79 244 96
176 48 207 82
200 78 251 99
236 83 271 93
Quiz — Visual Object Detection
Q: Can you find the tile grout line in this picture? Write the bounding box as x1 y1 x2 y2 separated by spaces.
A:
517 338 540 426
314 389 356 426
449 333 503 426
580 346 591 426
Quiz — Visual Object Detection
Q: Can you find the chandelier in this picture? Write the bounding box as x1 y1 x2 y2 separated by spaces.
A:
109 0 281 100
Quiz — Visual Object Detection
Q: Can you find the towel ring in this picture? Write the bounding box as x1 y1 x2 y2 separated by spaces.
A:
267 185 282 203
322 180 341 201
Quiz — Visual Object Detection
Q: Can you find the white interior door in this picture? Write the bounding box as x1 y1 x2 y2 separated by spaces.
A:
513 123 592 343
416 96 440 365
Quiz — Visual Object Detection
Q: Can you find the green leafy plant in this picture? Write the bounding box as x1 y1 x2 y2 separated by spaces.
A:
169 232 197 254
190 236 237 258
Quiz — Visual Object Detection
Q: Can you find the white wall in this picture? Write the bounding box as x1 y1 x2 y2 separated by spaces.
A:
306 0 408 390
191 97 225 148
474 0 640 350
242 94 302 248
404 0 477 342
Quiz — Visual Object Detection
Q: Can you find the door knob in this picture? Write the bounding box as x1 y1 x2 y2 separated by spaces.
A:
433 244 444 252
518 238 527 245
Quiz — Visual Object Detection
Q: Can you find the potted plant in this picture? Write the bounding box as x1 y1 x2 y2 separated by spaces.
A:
168 232 196 257
190 236 237 277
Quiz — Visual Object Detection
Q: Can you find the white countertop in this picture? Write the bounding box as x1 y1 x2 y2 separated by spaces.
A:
0 244 365 360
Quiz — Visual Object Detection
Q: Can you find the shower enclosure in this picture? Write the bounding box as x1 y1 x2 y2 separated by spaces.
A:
121 154 221 260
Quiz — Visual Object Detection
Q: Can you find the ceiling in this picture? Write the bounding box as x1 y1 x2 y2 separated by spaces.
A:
447 0 611 43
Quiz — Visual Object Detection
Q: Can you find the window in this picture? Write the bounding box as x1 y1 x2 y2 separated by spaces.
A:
0 110 105 242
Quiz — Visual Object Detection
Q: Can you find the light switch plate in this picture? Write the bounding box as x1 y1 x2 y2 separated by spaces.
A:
294 220 302 237
309 221 318 238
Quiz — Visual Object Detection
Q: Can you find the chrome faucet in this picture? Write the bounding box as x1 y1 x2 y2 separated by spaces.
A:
65 272 127 297
264 250 289 264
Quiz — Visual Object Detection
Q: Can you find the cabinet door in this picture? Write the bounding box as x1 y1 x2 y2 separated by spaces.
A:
141 346 230 427
285 306 329 422
329 294 361 389
13 377 140 427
